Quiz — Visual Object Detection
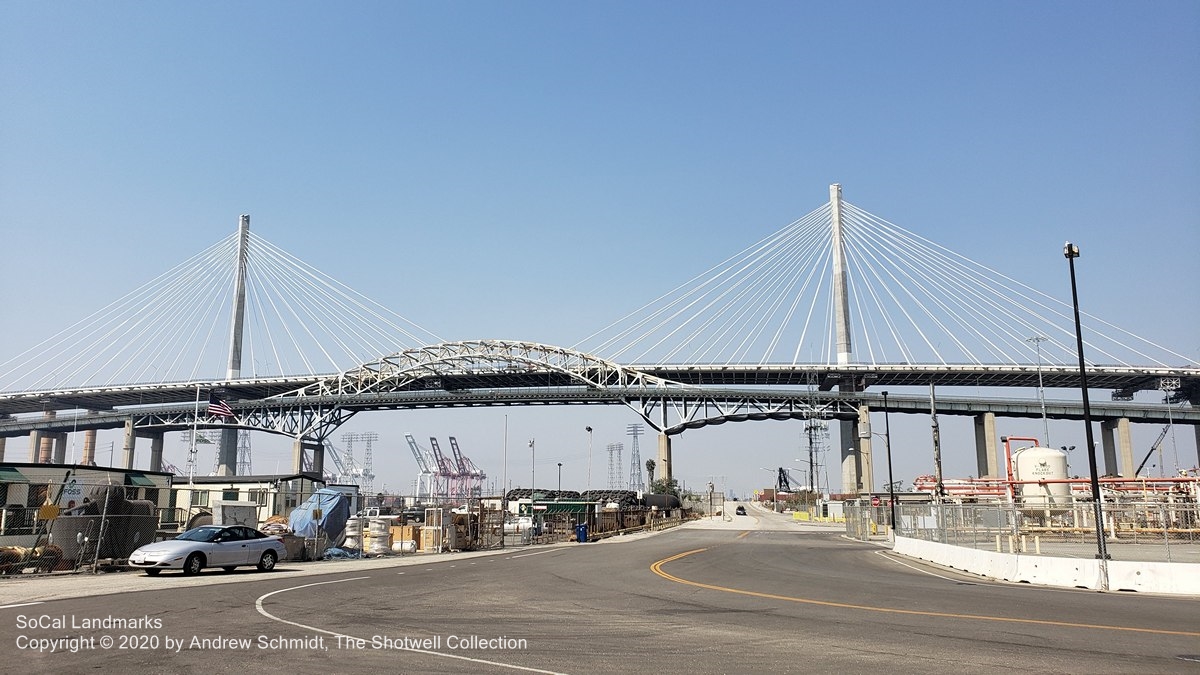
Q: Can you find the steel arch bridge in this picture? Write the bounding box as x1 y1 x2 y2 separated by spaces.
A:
2 340 1198 484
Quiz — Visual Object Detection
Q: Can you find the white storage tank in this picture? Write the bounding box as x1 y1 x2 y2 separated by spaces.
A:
1012 445 1070 511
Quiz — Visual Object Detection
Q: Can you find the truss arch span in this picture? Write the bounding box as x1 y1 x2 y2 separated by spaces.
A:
290 339 687 399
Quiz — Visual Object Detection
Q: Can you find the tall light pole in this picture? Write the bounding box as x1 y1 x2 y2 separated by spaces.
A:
1027 335 1051 447
529 439 535 506
882 391 896 531
585 426 593 491
557 462 562 493
1064 242 1109 588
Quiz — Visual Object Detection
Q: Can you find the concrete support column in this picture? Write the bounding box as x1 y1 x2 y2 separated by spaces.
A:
38 435 54 464
148 433 165 473
839 418 860 496
0 436 6 462
51 433 68 464
1116 418 1133 478
973 413 998 478
311 440 325 478
1102 418 1133 476
857 405 873 493
122 419 137 469
292 438 306 475
82 429 97 466
28 430 42 463
1193 425 1200 470
217 428 238 476
1100 420 1118 476
1195 425 1200 471
657 432 672 481
293 438 323 475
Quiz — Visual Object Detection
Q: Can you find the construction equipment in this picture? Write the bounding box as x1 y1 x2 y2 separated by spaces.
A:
1134 425 1172 477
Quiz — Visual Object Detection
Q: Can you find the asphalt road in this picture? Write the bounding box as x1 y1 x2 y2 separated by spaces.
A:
2 507 1198 673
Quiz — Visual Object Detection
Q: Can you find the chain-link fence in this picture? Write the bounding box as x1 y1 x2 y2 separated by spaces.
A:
1 480 166 575
846 499 1200 564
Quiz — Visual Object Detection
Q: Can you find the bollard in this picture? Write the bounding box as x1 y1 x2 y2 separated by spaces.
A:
995 534 1001 552
1020 534 1027 553
1008 535 1015 553
1035 535 1041 555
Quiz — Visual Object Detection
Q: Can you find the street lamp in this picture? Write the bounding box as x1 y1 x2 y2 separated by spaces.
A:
585 426 593 491
1064 242 1110 586
557 462 562 493
529 439 535 505
882 391 896 531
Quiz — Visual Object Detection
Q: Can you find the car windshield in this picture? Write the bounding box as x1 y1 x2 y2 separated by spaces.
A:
175 527 223 543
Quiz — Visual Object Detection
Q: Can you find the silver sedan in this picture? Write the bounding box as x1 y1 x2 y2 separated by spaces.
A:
129 525 285 576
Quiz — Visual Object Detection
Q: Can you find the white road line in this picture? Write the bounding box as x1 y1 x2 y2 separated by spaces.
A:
256 577 565 674
874 550 968 582
0 602 45 610
509 549 558 559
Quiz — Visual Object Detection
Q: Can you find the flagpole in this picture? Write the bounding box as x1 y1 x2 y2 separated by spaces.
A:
189 383 201 486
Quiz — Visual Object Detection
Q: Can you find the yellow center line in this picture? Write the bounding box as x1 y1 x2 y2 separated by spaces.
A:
649 548 1200 638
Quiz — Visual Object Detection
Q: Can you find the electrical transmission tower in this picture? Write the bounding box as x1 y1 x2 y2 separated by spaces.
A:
180 429 218 480
342 432 378 493
607 442 623 489
627 424 645 492
235 430 253 475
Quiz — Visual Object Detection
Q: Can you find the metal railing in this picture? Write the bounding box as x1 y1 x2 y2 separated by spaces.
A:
847 500 1200 564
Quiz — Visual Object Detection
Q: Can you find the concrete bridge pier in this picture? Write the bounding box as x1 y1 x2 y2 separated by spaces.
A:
39 434 58 464
51 433 68 464
82 429 97 465
216 428 239 476
1100 418 1132 477
293 438 324 476
974 413 998 478
657 433 672 482
122 419 137 469
148 433 164 473
27 430 41 462
1190 425 1200 468
0 436 5 462
842 405 873 495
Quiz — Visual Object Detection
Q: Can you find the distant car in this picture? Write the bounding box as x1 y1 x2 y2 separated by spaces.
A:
735 505 747 516
128 525 285 576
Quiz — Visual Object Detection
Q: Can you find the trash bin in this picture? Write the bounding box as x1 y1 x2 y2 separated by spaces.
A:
575 523 589 543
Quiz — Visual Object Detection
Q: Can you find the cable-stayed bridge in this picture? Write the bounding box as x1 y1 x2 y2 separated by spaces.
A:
2 188 1196 495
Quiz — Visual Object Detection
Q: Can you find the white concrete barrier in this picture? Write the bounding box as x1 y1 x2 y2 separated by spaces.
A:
892 536 1198 594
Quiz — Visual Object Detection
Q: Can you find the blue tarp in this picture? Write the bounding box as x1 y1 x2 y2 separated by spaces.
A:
288 489 351 541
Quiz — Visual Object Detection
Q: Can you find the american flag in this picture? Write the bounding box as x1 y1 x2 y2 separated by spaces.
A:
207 392 235 418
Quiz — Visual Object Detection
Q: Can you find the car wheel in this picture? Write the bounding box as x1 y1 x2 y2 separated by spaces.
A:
183 553 204 576
144 569 161 577
222 566 236 573
257 550 277 572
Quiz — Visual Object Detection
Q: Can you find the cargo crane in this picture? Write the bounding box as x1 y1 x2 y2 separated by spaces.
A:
1134 425 1173 477
449 436 486 497
429 437 461 500
405 433 437 502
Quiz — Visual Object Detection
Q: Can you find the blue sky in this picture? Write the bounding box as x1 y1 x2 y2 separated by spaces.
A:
2 3 1198 496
